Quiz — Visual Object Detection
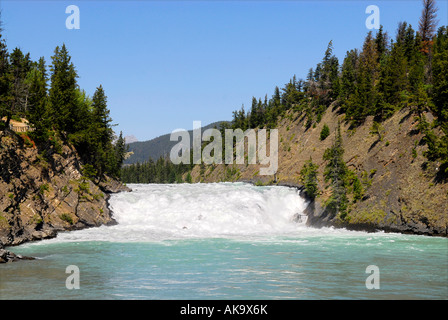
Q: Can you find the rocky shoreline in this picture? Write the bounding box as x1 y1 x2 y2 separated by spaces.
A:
0 129 131 262
241 179 447 237
0 182 130 263
187 107 447 238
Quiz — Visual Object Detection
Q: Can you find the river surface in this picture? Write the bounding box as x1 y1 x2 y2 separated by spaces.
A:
1 183 447 299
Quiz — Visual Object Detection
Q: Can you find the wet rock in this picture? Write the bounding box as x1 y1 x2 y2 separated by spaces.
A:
0 248 35 263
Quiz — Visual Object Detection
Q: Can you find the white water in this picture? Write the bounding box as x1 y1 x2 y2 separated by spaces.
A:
5 183 448 300
46 183 310 243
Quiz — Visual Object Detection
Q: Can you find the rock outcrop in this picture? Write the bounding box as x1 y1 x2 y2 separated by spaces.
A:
0 129 130 256
0 247 34 263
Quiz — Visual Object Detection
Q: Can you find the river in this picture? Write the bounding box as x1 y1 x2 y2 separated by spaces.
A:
1 183 447 299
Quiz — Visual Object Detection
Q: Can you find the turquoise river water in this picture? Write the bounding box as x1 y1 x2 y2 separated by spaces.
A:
1 183 447 299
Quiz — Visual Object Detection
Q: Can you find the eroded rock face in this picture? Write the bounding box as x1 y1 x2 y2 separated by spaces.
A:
0 130 130 252
189 107 448 237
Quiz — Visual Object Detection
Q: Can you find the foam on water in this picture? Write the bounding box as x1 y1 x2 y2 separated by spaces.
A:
24 182 420 247
5 183 447 300
43 183 310 243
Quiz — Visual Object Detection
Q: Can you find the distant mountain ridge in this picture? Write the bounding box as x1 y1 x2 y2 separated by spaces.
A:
124 121 229 164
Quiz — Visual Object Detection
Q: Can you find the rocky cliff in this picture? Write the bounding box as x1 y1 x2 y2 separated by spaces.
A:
188 106 448 237
0 129 130 256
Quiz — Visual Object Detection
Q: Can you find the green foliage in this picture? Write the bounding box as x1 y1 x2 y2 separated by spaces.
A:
369 121 384 141
39 183 49 194
60 213 73 225
61 185 69 194
1 4 447 185
0 25 126 182
120 156 191 184
48 44 79 134
224 166 240 181
76 180 90 195
254 180 266 186
323 123 349 216
345 170 364 202
299 158 319 199
320 124 330 141
82 164 97 180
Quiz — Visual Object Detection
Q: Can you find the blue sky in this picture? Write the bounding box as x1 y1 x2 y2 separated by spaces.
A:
1 0 447 141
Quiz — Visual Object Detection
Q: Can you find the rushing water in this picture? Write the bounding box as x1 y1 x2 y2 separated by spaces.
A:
1 183 447 300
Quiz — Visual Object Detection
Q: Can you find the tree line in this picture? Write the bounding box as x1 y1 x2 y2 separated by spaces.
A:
229 1 445 130
120 156 193 184
120 0 447 196
228 1 446 176
228 0 446 217
0 18 126 179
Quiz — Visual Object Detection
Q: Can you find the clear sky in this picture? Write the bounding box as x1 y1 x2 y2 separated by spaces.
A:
1 0 447 141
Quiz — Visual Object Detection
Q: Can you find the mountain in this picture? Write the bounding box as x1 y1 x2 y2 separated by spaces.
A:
124 135 138 144
124 121 229 165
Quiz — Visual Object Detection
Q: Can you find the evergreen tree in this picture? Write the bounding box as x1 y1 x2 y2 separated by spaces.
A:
113 131 127 176
323 122 348 217
432 26 448 123
339 49 358 114
249 96 259 129
419 0 439 54
26 57 50 139
9 48 32 117
48 44 79 134
299 158 319 199
320 124 330 141
375 25 389 61
0 19 12 126
354 31 379 124
320 40 340 102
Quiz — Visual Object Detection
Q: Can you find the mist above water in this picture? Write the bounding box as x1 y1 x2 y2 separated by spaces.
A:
49 183 309 243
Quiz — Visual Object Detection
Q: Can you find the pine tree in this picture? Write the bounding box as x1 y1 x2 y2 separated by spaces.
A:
419 0 439 54
249 96 259 128
345 32 380 125
320 124 330 141
320 40 340 101
9 48 32 117
113 131 127 177
432 26 448 123
27 57 50 139
375 25 389 61
323 122 348 217
48 44 79 134
339 49 358 114
427 26 448 177
299 158 319 199
0 19 12 126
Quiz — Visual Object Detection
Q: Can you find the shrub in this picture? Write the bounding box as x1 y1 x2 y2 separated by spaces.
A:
320 124 330 141
60 213 73 225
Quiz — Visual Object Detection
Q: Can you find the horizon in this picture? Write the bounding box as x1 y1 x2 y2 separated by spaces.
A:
1 0 447 141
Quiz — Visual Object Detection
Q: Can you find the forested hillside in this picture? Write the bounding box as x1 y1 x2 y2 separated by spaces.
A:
124 121 228 165
0 20 126 179
121 0 447 235
0 15 129 249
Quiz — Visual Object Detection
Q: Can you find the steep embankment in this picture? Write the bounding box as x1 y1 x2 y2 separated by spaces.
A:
189 106 448 236
0 129 130 255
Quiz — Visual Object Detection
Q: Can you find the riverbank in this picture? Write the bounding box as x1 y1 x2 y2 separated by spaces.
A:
2 183 447 299
0 129 131 262
186 107 448 237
